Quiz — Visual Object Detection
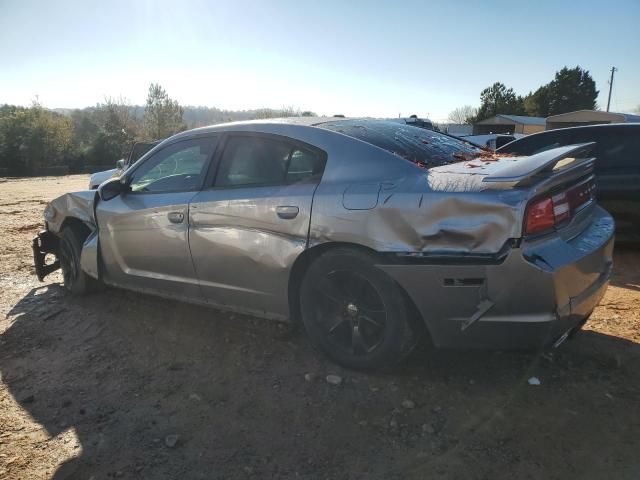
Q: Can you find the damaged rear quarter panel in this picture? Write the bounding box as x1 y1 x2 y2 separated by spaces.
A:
310 164 526 255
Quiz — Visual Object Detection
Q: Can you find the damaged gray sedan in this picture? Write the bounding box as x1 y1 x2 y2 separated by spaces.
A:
33 118 614 369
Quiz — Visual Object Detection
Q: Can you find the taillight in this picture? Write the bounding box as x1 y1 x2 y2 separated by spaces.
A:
524 178 596 236
551 192 570 223
525 197 555 235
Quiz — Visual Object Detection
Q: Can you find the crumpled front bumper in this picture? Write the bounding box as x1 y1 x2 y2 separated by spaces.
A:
379 206 615 350
32 229 60 281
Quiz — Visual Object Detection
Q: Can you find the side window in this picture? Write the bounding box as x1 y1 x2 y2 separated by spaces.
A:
129 137 217 193
286 148 324 183
593 130 635 172
214 136 324 187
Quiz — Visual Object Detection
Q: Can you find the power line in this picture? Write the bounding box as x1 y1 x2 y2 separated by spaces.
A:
606 66 617 112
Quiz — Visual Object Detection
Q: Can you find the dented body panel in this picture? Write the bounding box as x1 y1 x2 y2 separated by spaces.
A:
45 190 97 233
188 181 316 319
379 206 614 348
34 119 614 348
96 191 201 300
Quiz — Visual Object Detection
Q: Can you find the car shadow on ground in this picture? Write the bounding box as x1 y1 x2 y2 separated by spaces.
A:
2 284 640 479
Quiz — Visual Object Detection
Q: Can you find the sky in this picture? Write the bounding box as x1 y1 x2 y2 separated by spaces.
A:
1 0 639 122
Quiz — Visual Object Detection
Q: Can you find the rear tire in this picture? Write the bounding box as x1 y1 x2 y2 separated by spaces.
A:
300 248 417 370
59 224 99 295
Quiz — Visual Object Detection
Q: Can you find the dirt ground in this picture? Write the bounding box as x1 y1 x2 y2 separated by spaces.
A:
0 175 639 480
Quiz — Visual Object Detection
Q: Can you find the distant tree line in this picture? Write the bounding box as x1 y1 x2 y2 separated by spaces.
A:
448 66 599 124
0 83 316 176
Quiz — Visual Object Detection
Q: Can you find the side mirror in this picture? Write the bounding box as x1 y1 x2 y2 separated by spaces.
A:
98 177 128 201
116 159 126 170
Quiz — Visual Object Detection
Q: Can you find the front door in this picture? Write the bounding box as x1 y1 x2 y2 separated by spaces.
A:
188 133 326 318
97 136 219 300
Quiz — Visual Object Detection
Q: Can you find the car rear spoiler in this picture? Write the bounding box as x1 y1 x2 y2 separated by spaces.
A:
482 142 596 189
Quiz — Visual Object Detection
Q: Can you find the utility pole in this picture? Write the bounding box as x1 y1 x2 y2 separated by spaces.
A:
606 66 617 112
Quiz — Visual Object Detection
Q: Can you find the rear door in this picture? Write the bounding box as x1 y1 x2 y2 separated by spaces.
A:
97 136 219 299
188 133 326 318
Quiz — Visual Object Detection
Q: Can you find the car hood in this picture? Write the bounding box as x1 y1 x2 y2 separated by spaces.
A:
89 168 119 189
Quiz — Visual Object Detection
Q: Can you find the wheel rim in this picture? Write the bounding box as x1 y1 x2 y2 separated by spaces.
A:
311 269 387 356
59 237 78 288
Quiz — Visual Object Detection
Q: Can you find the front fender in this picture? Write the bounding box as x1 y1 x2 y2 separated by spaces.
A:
37 190 100 282
45 191 97 234
79 230 100 280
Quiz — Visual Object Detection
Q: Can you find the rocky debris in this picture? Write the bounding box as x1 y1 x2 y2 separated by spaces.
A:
164 434 179 448
401 399 415 409
326 375 342 386
422 423 436 434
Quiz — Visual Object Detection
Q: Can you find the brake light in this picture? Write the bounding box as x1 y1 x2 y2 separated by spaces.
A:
525 197 555 235
524 179 596 236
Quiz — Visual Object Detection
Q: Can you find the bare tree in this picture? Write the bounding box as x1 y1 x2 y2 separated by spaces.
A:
447 105 478 124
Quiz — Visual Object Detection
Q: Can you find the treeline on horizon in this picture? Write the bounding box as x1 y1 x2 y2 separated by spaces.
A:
0 66 603 176
0 83 317 176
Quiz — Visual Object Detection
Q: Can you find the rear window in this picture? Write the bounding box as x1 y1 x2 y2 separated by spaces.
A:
498 131 565 156
319 120 482 168
498 125 640 171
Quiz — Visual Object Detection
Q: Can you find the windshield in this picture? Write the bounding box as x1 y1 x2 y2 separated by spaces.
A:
319 119 483 168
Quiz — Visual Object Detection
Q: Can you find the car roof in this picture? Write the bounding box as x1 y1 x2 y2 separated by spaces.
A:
496 122 640 151
181 116 350 133
156 117 482 173
174 116 443 137
528 122 640 136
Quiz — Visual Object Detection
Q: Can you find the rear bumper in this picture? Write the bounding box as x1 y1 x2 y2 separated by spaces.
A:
379 206 615 349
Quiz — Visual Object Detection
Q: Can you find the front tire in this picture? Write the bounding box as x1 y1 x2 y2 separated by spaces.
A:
59 224 98 295
300 248 417 370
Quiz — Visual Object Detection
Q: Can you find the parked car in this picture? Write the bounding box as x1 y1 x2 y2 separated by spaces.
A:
460 133 524 150
33 118 613 369
88 141 160 189
385 115 434 130
498 123 640 240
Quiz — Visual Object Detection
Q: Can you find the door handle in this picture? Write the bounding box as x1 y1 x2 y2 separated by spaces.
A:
167 211 185 224
276 206 299 219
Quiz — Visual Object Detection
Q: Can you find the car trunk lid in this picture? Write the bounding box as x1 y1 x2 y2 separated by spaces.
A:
427 143 598 237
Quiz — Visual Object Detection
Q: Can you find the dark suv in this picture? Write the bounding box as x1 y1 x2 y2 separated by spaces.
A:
498 123 640 240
